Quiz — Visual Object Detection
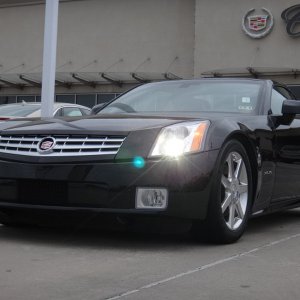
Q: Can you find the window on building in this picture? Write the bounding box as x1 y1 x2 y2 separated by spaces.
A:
0 93 123 107
97 93 117 104
76 94 96 108
56 94 75 104
17 95 36 103
0 96 17 105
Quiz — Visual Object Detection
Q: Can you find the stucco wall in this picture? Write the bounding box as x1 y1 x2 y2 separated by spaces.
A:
194 0 300 83
0 0 195 78
1 0 300 96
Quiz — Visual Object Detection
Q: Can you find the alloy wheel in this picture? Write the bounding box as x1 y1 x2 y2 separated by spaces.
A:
221 151 248 230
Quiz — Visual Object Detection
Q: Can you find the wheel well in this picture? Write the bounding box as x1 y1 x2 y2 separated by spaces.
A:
225 133 258 203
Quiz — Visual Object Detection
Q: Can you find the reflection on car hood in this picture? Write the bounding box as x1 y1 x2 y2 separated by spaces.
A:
0 114 209 135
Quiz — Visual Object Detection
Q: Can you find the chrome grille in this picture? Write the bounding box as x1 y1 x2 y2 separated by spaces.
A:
0 135 126 156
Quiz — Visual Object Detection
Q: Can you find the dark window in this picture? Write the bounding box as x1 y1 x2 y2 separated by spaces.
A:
0 96 16 105
36 96 41 102
287 85 300 99
56 94 75 104
76 94 96 108
97 93 116 104
17 95 35 103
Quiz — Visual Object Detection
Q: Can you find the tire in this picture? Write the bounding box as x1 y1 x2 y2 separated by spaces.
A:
0 212 19 227
192 139 253 244
0 211 31 228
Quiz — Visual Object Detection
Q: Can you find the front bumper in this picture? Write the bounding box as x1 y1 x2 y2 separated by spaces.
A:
0 150 219 220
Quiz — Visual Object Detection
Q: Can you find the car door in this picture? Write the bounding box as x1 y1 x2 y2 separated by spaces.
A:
271 85 300 202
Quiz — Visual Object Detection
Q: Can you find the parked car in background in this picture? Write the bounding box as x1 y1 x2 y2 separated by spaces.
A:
0 102 91 120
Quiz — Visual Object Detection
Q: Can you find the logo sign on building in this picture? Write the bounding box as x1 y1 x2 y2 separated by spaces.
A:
281 5 300 37
248 15 268 31
242 8 274 39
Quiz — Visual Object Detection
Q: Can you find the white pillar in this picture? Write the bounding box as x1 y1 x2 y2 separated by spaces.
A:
41 0 59 118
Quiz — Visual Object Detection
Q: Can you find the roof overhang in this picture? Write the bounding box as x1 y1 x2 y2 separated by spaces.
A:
202 67 300 79
0 71 182 89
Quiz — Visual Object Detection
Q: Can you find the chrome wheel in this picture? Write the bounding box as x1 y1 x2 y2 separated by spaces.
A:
221 151 248 230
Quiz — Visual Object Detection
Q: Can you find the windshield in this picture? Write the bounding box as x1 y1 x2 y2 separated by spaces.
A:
100 81 262 114
0 104 40 117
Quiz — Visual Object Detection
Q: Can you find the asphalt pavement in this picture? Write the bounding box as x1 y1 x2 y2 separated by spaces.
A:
1 209 300 300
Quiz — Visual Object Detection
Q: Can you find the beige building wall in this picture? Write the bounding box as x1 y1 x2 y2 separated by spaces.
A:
0 0 300 98
0 0 195 95
194 0 300 84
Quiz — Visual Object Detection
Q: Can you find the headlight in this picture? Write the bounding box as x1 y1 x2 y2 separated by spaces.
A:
150 120 209 158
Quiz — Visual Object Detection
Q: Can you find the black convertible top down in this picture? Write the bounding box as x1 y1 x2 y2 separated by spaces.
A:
0 78 300 243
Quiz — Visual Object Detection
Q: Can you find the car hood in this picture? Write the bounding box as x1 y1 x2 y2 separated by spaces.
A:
0 114 208 135
0 114 212 163
0 112 256 163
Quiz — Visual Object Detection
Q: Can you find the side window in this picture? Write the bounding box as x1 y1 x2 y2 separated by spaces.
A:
275 86 293 100
271 89 287 115
54 108 62 117
62 107 83 117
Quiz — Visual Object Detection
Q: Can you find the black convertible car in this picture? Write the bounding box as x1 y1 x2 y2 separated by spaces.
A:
0 78 300 243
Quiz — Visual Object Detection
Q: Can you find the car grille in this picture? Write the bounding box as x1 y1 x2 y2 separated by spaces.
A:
0 134 126 156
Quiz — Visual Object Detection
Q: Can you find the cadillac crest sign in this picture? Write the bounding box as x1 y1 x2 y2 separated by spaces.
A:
242 8 274 39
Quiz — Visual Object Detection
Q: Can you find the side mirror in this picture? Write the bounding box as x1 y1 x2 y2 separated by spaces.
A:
282 100 300 115
269 100 300 127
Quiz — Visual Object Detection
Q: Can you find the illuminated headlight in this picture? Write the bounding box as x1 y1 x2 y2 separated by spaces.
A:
150 121 209 158
136 188 168 209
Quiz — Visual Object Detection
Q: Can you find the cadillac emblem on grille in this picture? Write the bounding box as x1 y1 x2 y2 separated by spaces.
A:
37 137 56 154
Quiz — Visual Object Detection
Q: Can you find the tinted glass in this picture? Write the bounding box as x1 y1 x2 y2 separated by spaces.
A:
287 85 300 99
100 81 262 114
0 104 40 116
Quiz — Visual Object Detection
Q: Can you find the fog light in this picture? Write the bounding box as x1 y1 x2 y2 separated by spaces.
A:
136 188 168 209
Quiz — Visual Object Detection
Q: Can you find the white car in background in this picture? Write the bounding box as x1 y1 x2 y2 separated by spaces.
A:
0 102 91 120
